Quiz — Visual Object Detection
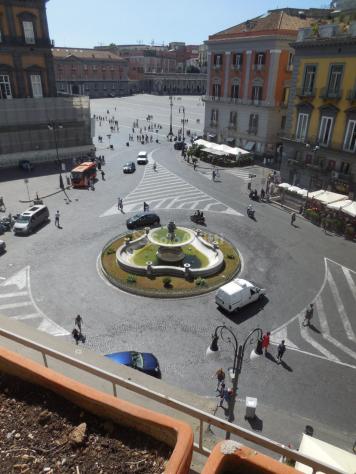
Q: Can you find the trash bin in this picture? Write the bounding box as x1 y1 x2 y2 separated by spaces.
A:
245 397 257 419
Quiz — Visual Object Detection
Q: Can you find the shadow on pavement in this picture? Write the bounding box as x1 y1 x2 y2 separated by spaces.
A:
221 297 269 325
265 351 278 364
0 159 74 183
246 415 263 431
280 360 293 372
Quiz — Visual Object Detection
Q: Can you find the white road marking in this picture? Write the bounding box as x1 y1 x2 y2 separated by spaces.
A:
0 291 28 299
1 268 27 290
270 326 299 349
315 296 356 361
0 301 32 310
327 268 356 342
342 267 356 303
11 313 42 321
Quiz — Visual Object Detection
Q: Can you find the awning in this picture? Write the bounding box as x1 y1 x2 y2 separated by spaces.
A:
226 137 235 143
308 190 325 198
202 147 226 156
194 139 250 157
327 199 353 211
313 191 348 205
340 201 356 217
208 133 216 139
278 182 292 189
296 434 356 474
244 141 255 151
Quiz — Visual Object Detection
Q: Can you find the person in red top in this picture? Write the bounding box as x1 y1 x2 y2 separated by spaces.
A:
262 332 271 356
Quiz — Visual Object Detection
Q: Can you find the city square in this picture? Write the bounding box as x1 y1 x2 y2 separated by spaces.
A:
1 94 355 455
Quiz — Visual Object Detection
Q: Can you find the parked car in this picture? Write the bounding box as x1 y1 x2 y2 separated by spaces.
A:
105 351 161 378
215 278 266 313
126 212 160 230
18 160 34 171
174 141 187 150
123 161 136 174
0 240 6 253
13 205 49 235
137 151 148 165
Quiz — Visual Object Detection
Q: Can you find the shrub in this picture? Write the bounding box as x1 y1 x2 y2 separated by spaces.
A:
226 253 235 259
106 247 115 255
195 277 207 287
162 276 172 287
127 274 137 284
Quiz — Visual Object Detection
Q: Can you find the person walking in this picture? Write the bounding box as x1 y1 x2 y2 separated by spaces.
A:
277 340 286 363
212 368 225 391
143 201 149 212
55 210 60 227
262 332 271 356
72 327 80 345
118 197 122 212
101 170 105 181
217 382 226 407
291 212 296 226
75 314 83 333
303 304 314 327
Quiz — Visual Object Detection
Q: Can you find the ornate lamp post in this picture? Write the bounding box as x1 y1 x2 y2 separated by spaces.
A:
207 325 263 439
181 106 186 156
168 96 173 136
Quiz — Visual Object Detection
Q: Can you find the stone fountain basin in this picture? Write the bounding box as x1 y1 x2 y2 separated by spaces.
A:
117 230 224 278
147 227 195 248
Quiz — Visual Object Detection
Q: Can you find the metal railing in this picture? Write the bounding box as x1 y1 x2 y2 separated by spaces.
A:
0 326 344 474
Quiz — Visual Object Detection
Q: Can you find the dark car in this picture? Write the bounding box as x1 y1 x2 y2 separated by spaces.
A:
174 141 187 150
105 351 161 378
126 212 160 229
18 160 34 171
123 161 136 173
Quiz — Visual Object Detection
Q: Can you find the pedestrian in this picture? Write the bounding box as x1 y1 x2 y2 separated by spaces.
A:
97 161 102 171
212 170 216 181
143 201 149 212
101 170 105 181
303 304 314 327
90 178 95 191
262 332 271 355
193 161 197 171
75 314 83 333
277 340 286 363
72 327 80 345
118 197 121 211
119 198 123 212
55 210 60 227
217 382 226 407
212 368 225 391
291 212 296 226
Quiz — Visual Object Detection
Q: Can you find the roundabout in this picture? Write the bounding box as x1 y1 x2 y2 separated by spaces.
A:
100 222 241 297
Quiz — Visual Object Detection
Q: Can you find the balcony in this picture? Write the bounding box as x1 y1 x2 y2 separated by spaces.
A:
202 95 243 104
253 64 265 72
319 87 343 100
346 89 356 101
213 64 222 71
286 64 294 72
288 159 306 168
210 121 218 128
296 87 316 98
231 64 242 71
247 128 258 135
228 122 237 129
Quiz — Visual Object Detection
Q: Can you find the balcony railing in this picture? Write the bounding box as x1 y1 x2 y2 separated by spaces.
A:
296 87 316 98
213 64 222 71
231 64 242 71
228 122 237 129
210 121 218 128
0 325 342 474
319 87 343 100
202 95 243 104
253 64 265 72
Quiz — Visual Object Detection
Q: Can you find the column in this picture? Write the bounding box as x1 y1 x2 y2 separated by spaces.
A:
206 52 212 96
223 52 231 98
243 50 252 101
266 49 281 106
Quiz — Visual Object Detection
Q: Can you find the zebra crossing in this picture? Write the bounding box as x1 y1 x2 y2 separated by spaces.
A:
198 166 262 182
101 153 242 217
271 258 356 368
0 267 69 336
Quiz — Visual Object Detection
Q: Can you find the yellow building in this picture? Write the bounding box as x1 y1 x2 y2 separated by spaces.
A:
0 0 56 98
281 18 356 195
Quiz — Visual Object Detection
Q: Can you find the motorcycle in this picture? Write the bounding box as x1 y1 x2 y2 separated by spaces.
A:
247 208 255 219
0 215 15 231
190 213 206 225
249 190 259 202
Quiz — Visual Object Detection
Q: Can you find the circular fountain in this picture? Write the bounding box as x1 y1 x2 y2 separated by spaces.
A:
147 222 195 263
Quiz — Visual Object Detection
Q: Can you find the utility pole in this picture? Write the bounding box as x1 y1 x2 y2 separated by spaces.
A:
168 96 173 136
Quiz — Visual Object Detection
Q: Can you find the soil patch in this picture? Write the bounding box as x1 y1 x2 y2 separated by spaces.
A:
0 372 171 473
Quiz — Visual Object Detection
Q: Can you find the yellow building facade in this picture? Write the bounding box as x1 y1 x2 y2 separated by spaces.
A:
282 23 356 195
0 0 56 98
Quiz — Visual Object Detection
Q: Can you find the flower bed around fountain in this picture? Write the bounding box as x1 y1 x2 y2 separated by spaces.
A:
100 226 241 298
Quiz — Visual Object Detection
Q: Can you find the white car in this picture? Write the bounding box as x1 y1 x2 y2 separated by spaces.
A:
215 278 266 313
137 151 148 165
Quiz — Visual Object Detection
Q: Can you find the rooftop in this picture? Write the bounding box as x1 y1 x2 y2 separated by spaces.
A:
209 8 332 40
52 47 125 62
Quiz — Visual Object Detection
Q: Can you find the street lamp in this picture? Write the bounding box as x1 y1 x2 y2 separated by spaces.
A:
206 325 263 439
181 106 186 156
48 121 71 201
168 96 173 137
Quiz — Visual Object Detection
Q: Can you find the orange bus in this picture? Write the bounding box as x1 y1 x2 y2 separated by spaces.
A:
71 161 97 188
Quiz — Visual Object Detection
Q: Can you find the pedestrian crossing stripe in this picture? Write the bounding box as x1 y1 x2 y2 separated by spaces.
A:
100 151 243 217
0 266 69 336
271 258 356 367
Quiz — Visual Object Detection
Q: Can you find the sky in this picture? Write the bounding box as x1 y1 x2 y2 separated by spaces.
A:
47 0 331 49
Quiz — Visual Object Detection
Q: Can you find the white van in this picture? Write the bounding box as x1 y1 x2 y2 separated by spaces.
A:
215 278 265 313
13 205 49 235
137 151 148 164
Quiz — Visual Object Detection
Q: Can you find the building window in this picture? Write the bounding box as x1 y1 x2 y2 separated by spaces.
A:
23 21 35 44
327 64 343 97
112 83 116 90
211 109 218 123
0 74 12 99
303 65 316 94
296 112 309 141
340 162 350 174
30 74 43 98
213 54 223 67
248 114 258 134
287 52 294 71
0 25 2 43
252 86 262 101
318 116 333 146
229 111 237 127
255 53 265 65
212 83 221 97
232 53 243 68
282 87 289 105
344 119 356 152
231 83 239 98
281 115 286 130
